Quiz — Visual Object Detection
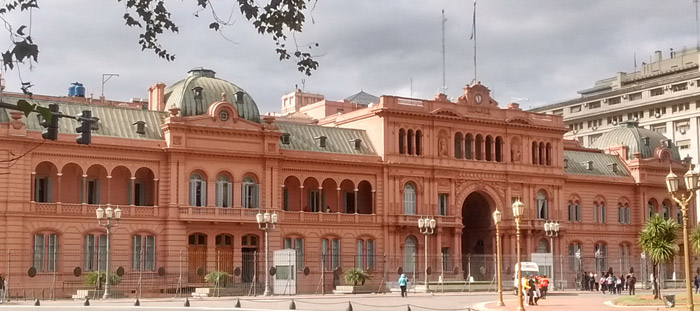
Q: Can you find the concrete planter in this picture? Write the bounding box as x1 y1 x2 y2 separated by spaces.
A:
332 285 373 294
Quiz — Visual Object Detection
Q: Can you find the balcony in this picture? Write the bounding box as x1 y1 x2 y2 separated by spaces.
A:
392 214 461 227
30 202 157 217
178 206 260 222
282 211 378 224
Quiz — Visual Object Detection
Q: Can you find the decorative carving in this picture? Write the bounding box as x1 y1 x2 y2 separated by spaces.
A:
9 111 24 130
438 135 448 157
172 136 182 145
511 141 521 163
267 143 276 152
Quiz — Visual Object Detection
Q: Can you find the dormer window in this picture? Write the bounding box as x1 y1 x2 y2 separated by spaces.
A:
281 133 291 145
582 161 593 170
351 139 362 150
641 136 650 146
235 91 245 103
315 135 327 148
564 158 569 169
609 163 618 173
132 121 146 135
192 87 203 100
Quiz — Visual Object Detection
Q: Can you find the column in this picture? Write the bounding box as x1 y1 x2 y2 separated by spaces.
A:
281 184 286 210
30 172 36 202
130 176 136 206
436 227 443 273
81 174 88 204
106 175 112 205
153 178 159 207
318 186 323 212
491 140 496 162
481 138 486 160
56 173 62 203
371 189 376 214
336 187 341 213
234 181 242 208
469 137 475 160
353 188 359 214
299 185 304 211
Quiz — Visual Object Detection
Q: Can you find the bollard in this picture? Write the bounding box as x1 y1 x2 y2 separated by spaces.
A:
346 301 353 311
34 298 40 306
134 298 140 306
184 298 190 307
406 305 412 311
234 298 241 308
289 299 296 310
84 297 90 306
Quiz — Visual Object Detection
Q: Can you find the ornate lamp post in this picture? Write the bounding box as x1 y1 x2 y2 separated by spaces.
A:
256 211 278 296
665 165 698 311
575 249 581 289
544 220 559 290
418 216 436 292
641 252 647 290
96 206 121 299
512 199 526 311
493 209 505 306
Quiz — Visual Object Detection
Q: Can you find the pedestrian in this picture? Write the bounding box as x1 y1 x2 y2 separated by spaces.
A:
540 274 549 298
591 273 597 291
398 273 408 297
0 274 5 303
606 274 614 294
522 276 531 306
527 275 537 305
694 274 700 294
628 274 637 295
599 275 606 294
616 275 623 295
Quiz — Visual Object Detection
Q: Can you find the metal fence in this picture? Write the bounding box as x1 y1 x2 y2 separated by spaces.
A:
1 249 698 299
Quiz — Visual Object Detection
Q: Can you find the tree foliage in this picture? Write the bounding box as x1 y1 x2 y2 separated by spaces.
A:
0 0 319 76
689 226 700 255
344 268 370 287
638 214 679 299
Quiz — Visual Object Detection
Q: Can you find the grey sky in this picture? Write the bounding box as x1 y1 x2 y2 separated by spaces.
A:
1 1 697 113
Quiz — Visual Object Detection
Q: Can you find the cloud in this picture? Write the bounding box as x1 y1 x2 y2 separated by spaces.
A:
0 0 697 114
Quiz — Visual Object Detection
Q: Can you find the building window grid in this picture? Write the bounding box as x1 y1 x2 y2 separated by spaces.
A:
83 234 106 271
132 235 155 271
284 237 304 271
33 233 58 272
438 193 448 216
321 238 340 271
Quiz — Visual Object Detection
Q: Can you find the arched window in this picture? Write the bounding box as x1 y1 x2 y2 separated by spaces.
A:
537 239 549 253
407 130 414 155
532 142 538 165
34 233 58 272
648 199 657 219
215 175 233 208
568 201 575 221
536 191 547 219
403 183 416 215
403 236 417 273
454 133 463 159
624 203 631 224
568 200 581 222
356 238 375 270
568 242 582 271
485 136 493 161
546 142 552 166
132 234 156 271
475 135 483 160
594 201 606 223
415 130 422 156
465 134 473 159
321 237 340 270
495 136 503 162
539 142 545 165
617 203 624 224
189 173 206 207
618 244 630 274
593 201 598 223
284 237 304 271
84 233 106 271
594 243 607 273
242 176 259 209
399 129 405 154
662 200 671 220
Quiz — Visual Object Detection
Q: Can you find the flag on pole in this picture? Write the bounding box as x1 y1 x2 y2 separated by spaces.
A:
469 0 476 40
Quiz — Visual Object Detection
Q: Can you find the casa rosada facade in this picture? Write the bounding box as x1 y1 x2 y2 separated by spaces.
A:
0 68 693 296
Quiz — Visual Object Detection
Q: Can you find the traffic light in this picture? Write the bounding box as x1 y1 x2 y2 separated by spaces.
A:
41 103 60 140
76 110 92 145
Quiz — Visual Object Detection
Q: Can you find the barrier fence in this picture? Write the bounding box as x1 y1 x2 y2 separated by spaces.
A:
1 249 698 299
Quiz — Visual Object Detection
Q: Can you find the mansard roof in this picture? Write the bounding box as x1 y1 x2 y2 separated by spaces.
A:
275 121 376 156
344 91 379 106
589 121 680 161
1 96 166 140
564 150 630 177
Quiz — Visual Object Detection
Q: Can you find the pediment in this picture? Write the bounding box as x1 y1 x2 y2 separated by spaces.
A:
505 117 531 125
431 108 462 118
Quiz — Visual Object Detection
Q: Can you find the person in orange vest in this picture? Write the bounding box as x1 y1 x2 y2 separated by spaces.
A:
539 275 549 298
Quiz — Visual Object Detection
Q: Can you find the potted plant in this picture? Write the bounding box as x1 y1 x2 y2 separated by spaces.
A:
205 271 231 288
333 268 370 294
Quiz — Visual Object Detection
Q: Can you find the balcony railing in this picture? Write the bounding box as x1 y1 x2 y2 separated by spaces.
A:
30 202 156 217
282 211 378 224
392 214 460 227
178 206 260 222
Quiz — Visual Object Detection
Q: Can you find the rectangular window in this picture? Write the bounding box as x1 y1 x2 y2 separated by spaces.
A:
651 124 667 134
438 193 448 216
568 244 581 271
34 234 58 272
593 204 597 223
607 97 620 105
86 179 100 204
84 234 106 271
629 92 642 101
34 177 52 203
189 179 206 206
600 204 606 223
576 204 581 222
242 182 259 209
322 238 340 271
588 101 601 109
675 120 690 132
132 235 156 271
356 240 363 268
570 105 581 113
441 247 451 271
283 188 289 211
133 181 146 206
552 109 563 116
677 140 691 150
331 239 340 270
342 192 355 213
309 190 320 212
366 240 375 270
650 88 664 96
672 83 688 92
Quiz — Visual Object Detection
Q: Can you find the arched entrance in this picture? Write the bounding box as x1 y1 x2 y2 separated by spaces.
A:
462 192 494 280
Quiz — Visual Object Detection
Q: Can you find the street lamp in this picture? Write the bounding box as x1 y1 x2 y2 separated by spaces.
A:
641 252 647 290
96 205 121 299
256 211 278 296
665 165 698 311
493 209 505 307
418 216 436 292
575 249 581 289
544 220 559 290
512 199 526 311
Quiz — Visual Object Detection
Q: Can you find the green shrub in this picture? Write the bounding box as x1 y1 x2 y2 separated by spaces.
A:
205 271 231 287
83 271 121 287
344 268 370 287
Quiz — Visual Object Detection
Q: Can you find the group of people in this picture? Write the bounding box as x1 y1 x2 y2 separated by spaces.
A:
521 275 549 306
580 272 637 295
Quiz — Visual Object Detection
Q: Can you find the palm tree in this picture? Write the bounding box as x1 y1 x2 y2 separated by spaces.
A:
638 214 679 299
690 226 700 254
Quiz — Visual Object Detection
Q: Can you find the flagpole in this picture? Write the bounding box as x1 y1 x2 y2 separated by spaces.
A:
472 0 477 83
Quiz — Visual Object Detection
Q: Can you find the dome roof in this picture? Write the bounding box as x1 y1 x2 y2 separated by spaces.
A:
163 68 260 123
589 121 680 160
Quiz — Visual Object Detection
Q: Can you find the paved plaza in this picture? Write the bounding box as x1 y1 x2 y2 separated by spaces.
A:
0 289 689 311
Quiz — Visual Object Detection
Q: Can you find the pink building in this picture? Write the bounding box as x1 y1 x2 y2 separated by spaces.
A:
0 68 691 297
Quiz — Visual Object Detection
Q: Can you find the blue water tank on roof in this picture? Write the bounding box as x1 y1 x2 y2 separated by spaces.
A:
68 83 77 97
75 83 85 97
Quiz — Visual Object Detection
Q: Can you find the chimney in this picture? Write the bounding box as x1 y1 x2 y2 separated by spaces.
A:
654 50 662 62
148 82 166 111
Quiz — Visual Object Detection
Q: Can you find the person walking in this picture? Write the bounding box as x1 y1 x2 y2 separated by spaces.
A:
616 275 623 295
540 275 549 299
0 274 5 303
628 274 636 295
599 275 607 294
398 274 408 298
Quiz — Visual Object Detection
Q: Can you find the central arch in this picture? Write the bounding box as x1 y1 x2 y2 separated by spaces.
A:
462 191 495 280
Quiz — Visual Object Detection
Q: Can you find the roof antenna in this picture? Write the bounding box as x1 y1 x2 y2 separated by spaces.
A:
696 0 700 49
101 73 119 98
301 79 306 92
469 0 477 84
440 9 447 94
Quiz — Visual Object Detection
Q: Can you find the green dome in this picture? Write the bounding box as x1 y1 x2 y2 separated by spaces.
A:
590 121 680 161
163 68 260 123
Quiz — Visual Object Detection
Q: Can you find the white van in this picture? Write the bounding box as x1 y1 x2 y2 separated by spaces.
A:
513 262 540 294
